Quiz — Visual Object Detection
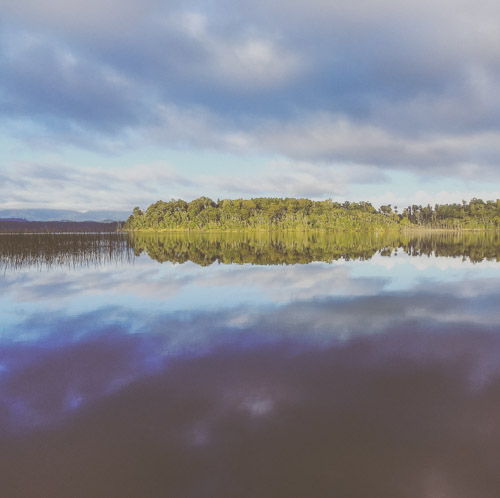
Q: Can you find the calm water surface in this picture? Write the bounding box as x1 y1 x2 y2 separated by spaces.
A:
2 232 500 497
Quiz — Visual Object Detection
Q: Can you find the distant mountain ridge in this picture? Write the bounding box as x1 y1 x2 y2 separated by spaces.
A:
0 209 129 222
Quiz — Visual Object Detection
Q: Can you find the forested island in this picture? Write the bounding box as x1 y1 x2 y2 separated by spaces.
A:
124 197 500 232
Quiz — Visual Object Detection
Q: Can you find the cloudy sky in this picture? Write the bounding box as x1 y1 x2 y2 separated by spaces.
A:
2 0 500 211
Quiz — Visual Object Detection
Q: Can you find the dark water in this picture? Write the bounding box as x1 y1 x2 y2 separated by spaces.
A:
2 232 500 497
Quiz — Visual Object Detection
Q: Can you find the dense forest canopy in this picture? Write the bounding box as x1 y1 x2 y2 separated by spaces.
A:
123 197 500 231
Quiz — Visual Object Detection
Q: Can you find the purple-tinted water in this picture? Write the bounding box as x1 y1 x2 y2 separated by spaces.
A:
1 233 500 497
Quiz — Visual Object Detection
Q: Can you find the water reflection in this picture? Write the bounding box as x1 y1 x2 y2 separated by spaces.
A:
2 231 500 271
3 327 500 497
2 232 500 496
131 230 500 265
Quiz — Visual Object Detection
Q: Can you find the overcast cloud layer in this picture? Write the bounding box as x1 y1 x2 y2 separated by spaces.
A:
2 0 500 209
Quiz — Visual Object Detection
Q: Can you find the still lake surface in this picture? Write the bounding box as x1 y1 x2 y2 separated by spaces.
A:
2 231 500 497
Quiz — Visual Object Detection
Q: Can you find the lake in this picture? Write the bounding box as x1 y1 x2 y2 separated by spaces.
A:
2 231 500 497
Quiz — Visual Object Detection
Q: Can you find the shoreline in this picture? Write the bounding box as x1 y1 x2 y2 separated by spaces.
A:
121 227 500 234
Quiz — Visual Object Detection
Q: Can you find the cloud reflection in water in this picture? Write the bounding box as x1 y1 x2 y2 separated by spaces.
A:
2 327 500 497
2 236 500 496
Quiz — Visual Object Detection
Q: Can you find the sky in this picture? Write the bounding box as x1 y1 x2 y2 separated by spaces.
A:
2 0 500 212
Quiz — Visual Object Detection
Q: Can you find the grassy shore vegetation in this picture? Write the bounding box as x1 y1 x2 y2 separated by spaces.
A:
124 197 500 232
0 232 133 270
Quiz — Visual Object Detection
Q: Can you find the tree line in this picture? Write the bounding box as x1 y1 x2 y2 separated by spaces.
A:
123 197 500 231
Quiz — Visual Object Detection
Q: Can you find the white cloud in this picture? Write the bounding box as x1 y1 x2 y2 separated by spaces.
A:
176 11 303 90
3 0 500 204
150 105 255 152
0 0 157 33
3 153 500 211
148 105 500 180
200 159 386 199
0 161 190 211
367 189 500 210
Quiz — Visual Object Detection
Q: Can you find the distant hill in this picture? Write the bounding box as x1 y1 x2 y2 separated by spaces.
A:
0 209 129 222
0 220 122 233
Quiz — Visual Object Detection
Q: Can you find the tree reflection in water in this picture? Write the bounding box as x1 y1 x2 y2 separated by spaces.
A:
2 231 500 271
